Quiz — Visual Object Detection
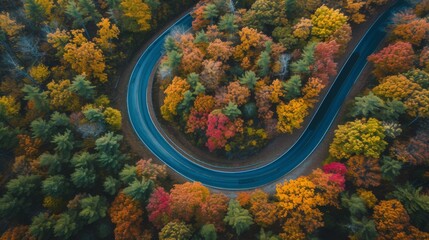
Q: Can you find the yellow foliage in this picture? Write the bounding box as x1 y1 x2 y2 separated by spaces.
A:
47 29 71 57
43 196 66 213
357 189 377 208
94 18 120 51
46 79 80 111
29 64 50 83
276 98 309 134
103 107 122 130
161 77 190 122
0 13 24 39
373 75 421 101
270 79 284 103
120 0 151 32
95 94 111 107
0 95 20 116
63 30 107 82
344 0 366 24
293 18 312 39
311 5 348 40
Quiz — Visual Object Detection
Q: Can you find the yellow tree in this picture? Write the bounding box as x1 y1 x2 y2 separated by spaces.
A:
276 98 309 134
161 77 190 121
311 5 348 40
329 118 387 159
373 75 421 101
270 79 284 104
344 0 366 24
302 77 325 107
63 30 107 82
94 18 120 51
103 107 122 130
276 177 326 240
0 13 24 39
47 28 71 57
0 95 20 117
120 0 151 32
46 79 80 111
29 64 50 83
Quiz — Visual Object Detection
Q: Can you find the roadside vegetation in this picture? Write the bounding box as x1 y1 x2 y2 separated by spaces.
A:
1 0 428 239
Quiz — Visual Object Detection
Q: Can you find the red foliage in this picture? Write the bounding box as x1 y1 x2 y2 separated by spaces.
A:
196 193 229 231
205 111 237 152
322 162 347 176
313 40 340 83
147 187 171 229
368 41 416 78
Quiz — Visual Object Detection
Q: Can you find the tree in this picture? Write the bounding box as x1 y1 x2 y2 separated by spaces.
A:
276 98 309 134
346 155 382 188
367 41 416 78
203 3 218 24
147 187 171 229
94 18 120 51
135 158 167 182
218 14 238 34
205 111 237 151
24 0 52 24
65 1 91 38
390 130 429 166
380 156 402 181
329 118 387 159
123 178 154 201
103 107 122 130
196 193 229 231
291 42 316 77
161 76 190 121
302 77 325 106
0 95 20 118
47 29 71 57
389 183 429 229
421 47 429 72
404 69 429 89
186 95 215 134
159 221 193 240
42 175 70 198
120 0 151 32
200 60 225 91
222 102 242 119
224 199 253 236
243 0 286 32
29 64 50 83
311 5 348 40
71 167 96 189
313 40 339 83
69 75 96 100
373 74 421 101
78 195 108 224
170 182 209 222
109 193 144 240
47 79 80 111
63 30 107 82
239 71 259 90
200 224 217 240
405 89 429 118
276 177 326 239
341 193 367 218
53 212 78 239
373 200 410 240
392 18 429 46
103 177 120 195
51 130 74 158
95 132 126 173
344 0 366 24
30 213 55 239
22 84 49 112
247 190 277 227
329 23 352 54
0 12 24 39
206 39 233 62
0 175 41 219
283 75 302 101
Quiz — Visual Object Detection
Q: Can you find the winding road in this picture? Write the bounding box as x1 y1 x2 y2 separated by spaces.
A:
127 1 404 190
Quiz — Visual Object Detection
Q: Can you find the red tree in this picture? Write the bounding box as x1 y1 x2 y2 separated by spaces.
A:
147 187 171 229
368 41 416 78
313 40 340 83
205 111 237 152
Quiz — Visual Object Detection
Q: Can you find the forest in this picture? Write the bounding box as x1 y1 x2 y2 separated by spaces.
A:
1 0 429 239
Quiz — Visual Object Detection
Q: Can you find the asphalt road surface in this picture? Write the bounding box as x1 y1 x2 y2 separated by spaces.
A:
127 1 404 190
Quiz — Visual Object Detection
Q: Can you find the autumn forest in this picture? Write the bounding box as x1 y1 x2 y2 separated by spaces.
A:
1 0 429 239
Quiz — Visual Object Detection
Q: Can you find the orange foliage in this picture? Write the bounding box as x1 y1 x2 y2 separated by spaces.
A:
249 189 277 227
0 225 34 240
109 193 144 240
15 135 42 158
169 182 210 222
346 155 381 188
392 18 429 46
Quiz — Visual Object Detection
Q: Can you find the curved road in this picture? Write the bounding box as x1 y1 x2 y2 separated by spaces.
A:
127 1 404 190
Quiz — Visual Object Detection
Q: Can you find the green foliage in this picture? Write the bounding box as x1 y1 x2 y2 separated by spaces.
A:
51 129 74 158
223 102 242 119
242 102 257 119
78 195 108 224
42 175 70 198
218 14 238 33
69 75 96 100
53 212 78 239
341 193 367 218
123 178 154 201
350 217 378 240
239 71 259 90
24 0 47 23
258 228 280 240
39 153 63 174
0 122 18 149
119 164 138 184
22 84 49 112
291 42 316 76
31 118 52 141
224 199 253 236
283 75 302 101
71 167 96 188
203 4 219 22
0 175 41 219
103 176 120 195
380 156 402 181
71 152 96 169
30 213 55 240
257 50 271 77
95 132 126 172
200 224 217 240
